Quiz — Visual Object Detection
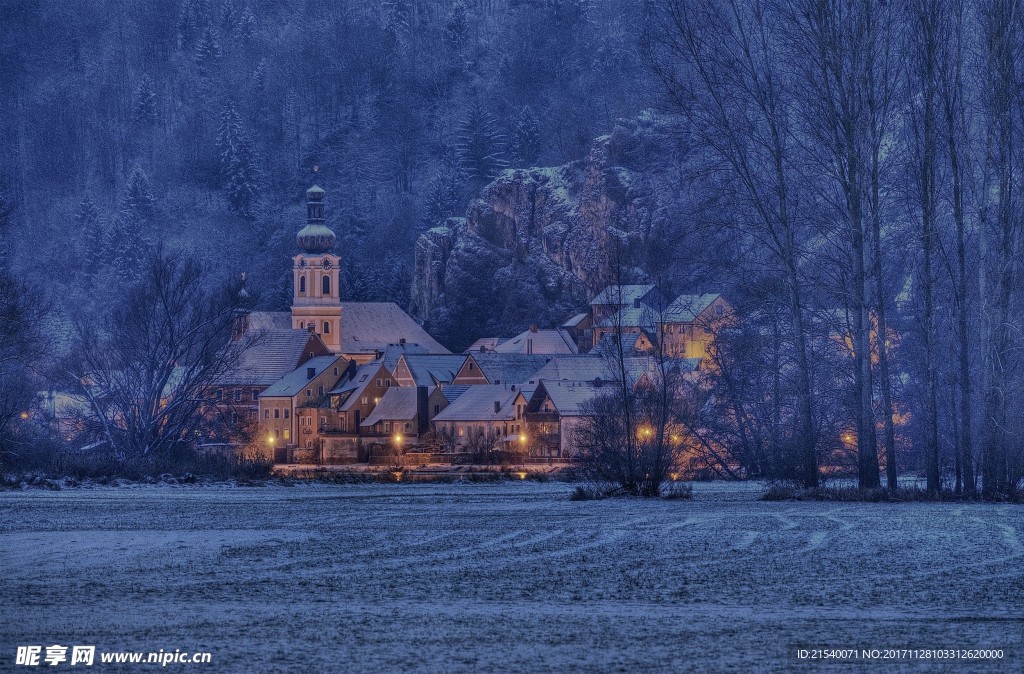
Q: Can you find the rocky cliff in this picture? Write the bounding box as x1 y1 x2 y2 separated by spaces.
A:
412 113 686 350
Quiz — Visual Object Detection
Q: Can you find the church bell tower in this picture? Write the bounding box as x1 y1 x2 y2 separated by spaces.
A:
291 182 342 352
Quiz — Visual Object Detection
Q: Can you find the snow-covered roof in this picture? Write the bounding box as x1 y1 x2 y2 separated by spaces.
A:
665 294 722 322
243 311 291 332
464 337 503 353
336 302 450 355
531 356 616 382
330 362 389 411
492 328 578 355
376 343 437 372
260 356 341 397
590 284 656 306
440 384 470 403
595 306 659 329
361 387 418 426
561 313 590 328
467 353 551 385
433 385 533 422
221 329 327 386
531 380 604 416
396 354 469 386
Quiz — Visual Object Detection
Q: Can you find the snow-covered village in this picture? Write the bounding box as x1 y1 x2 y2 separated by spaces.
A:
1 1 1023 672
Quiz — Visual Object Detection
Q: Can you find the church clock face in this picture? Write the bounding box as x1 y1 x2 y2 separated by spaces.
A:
322 258 333 269
298 258 306 268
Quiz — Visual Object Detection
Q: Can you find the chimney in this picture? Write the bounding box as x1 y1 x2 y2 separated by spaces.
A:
306 367 316 380
493 400 501 414
399 337 407 345
529 324 539 333
307 323 316 334
417 385 429 434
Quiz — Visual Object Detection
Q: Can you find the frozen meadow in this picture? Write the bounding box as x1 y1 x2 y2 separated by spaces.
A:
1 482 1021 672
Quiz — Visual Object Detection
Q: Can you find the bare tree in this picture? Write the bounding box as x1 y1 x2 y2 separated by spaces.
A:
646 0 821 487
68 250 254 459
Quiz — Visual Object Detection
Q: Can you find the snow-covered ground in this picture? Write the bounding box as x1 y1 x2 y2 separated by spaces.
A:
1 482 1021 672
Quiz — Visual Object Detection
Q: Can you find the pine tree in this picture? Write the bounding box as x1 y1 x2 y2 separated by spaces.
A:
133 75 158 127
456 100 509 185
195 27 222 73
220 0 239 38
176 0 201 51
511 106 542 167
121 167 156 223
445 1 469 51
384 0 412 51
252 58 266 92
422 170 460 230
217 102 243 180
107 169 156 281
76 195 105 263
216 102 260 219
225 133 261 219
238 5 257 42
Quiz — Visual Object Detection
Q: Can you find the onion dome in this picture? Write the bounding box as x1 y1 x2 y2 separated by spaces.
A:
296 184 335 253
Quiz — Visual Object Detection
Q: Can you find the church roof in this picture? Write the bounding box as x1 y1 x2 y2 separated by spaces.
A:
220 329 326 386
337 302 449 355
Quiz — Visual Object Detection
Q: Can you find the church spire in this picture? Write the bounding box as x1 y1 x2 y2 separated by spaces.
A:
296 174 335 253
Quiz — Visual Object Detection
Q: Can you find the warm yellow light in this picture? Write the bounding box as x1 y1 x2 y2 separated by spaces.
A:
519 434 527 444
394 433 403 444
516 471 527 480
267 435 275 445
19 411 29 420
670 472 680 481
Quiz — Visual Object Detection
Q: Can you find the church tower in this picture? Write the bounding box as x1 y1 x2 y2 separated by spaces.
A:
291 183 342 352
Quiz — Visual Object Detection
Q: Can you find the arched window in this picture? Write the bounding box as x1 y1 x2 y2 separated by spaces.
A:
299 276 306 293
323 321 331 334
322 274 331 295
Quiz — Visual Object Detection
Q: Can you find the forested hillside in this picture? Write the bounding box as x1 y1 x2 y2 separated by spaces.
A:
0 0 654 330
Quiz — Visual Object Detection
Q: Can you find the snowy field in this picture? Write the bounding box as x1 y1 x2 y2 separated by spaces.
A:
1 482 1021 673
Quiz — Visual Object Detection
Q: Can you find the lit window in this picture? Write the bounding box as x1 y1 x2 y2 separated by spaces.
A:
284 430 290 440
458 427 464 437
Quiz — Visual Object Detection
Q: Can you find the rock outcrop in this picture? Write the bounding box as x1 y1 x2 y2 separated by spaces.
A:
412 113 680 349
